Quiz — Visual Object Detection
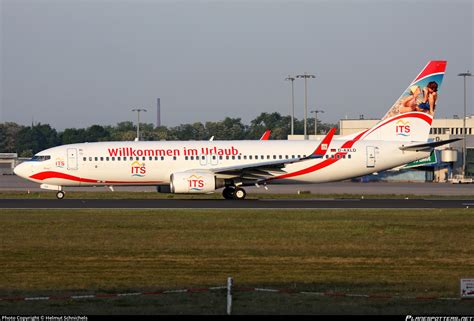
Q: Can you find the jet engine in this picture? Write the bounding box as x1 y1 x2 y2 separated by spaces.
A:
170 172 223 194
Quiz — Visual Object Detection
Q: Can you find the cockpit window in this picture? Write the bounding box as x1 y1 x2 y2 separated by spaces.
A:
30 155 51 161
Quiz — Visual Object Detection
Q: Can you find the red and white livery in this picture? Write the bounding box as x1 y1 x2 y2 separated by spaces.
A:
14 61 457 199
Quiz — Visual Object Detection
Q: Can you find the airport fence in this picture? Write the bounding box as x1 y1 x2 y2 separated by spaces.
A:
0 277 469 315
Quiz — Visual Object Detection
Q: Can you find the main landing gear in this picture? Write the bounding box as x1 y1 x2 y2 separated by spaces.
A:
56 191 65 199
222 186 247 200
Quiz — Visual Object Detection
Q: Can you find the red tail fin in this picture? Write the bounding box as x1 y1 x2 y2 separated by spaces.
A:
310 128 337 158
259 130 271 140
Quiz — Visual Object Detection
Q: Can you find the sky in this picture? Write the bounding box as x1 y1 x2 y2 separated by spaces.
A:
1 0 473 130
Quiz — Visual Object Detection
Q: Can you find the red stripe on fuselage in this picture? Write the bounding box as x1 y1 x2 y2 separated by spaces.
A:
268 130 367 181
29 171 161 184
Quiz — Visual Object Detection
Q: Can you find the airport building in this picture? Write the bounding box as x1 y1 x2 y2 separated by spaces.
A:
0 153 18 175
289 116 474 182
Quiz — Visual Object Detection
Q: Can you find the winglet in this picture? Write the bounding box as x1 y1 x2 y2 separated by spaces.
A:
260 130 271 140
309 127 337 158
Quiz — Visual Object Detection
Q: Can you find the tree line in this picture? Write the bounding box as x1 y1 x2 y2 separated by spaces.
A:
0 112 338 157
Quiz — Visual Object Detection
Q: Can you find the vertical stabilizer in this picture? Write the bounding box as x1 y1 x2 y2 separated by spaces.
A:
361 61 447 142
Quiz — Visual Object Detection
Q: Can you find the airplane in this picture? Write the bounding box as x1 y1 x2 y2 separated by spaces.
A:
14 61 459 200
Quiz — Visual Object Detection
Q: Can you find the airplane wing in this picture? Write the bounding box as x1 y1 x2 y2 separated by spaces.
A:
187 128 337 181
209 157 301 180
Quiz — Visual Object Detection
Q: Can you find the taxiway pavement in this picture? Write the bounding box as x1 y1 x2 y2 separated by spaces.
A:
1 198 472 209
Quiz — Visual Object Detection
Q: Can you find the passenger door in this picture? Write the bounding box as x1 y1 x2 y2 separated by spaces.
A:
67 148 78 170
366 146 376 168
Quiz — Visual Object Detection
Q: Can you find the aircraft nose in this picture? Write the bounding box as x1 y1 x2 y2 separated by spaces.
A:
13 162 28 178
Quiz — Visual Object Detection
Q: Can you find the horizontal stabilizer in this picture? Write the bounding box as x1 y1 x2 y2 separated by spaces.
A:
399 138 461 151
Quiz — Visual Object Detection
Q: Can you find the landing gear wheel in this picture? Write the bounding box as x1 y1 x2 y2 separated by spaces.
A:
233 187 246 200
56 191 65 199
222 187 235 200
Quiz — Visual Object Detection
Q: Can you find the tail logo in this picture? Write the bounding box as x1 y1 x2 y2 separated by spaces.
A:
395 120 411 137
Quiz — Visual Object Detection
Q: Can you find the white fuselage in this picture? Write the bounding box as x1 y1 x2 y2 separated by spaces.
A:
14 139 430 188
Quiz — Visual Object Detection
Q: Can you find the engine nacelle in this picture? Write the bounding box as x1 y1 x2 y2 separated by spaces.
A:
170 172 222 194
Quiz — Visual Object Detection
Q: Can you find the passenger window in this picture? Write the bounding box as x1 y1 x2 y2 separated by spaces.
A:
149 157 153 161
118 157 121 161
83 157 87 161
142 157 145 161
100 157 104 161
279 155 282 159
173 156 176 160
273 155 276 159
219 156 223 160
232 156 235 160
249 156 252 160
297 155 301 158
111 157 115 161
226 156 229 160
336 155 340 159
348 155 351 159
331 155 334 159
89 157 92 161
161 156 164 161
238 156 241 160
106 157 110 161
212 156 216 160
185 156 189 160
94 157 98 161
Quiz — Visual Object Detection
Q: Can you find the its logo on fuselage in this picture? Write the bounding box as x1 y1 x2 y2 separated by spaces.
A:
131 160 146 177
55 158 65 168
187 175 205 191
395 120 411 136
